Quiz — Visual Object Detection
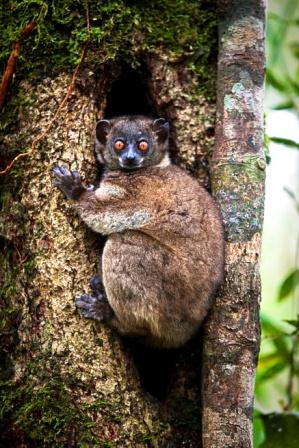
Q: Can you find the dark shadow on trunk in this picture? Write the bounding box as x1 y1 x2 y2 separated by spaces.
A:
104 63 158 118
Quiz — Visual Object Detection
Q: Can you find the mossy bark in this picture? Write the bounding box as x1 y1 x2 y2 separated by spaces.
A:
202 1 265 447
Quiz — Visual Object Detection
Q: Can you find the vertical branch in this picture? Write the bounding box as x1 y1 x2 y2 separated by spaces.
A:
202 1 266 447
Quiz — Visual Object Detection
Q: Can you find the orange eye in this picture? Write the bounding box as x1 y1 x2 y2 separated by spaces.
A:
138 140 149 152
114 140 125 151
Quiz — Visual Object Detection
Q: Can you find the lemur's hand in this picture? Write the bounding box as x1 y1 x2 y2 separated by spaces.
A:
53 166 85 200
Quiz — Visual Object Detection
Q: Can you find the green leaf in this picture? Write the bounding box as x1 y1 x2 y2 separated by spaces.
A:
272 100 294 110
286 76 299 95
272 336 291 357
258 353 285 370
270 137 299 149
284 318 299 330
284 188 299 212
284 187 297 201
254 412 265 447
278 269 299 301
261 314 286 335
267 12 285 22
266 69 288 92
257 361 286 382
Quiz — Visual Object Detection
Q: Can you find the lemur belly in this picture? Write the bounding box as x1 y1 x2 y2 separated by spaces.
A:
102 231 185 332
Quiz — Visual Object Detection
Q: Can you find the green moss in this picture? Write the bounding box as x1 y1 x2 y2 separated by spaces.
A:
0 0 216 89
23 257 37 276
213 155 266 187
134 431 154 445
0 87 28 133
0 243 23 380
1 0 216 69
0 170 33 379
212 155 266 241
0 376 116 447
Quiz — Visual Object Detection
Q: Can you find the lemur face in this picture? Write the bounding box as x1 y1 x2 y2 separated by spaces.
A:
95 116 169 171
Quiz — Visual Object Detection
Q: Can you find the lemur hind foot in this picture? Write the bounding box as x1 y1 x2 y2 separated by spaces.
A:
75 275 113 322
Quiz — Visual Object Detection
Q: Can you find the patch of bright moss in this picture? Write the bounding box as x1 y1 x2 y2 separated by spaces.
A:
0 0 216 86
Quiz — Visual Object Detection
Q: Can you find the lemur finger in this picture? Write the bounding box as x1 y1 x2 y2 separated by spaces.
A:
75 294 97 309
59 166 70 176
71 170 81 180
53 165 71 179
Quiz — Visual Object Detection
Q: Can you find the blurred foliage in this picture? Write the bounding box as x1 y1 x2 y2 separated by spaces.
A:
256 175 299 412
267 1 299 115
255 194 299 445
260 413 299 447
254 190 299 446
255 1 299 445
266 0 299 150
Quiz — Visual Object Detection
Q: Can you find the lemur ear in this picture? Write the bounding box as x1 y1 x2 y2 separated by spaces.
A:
96 120 111 144
152 118 169 142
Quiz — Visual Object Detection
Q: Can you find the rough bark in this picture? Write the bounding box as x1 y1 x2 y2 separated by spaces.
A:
202 1 266 447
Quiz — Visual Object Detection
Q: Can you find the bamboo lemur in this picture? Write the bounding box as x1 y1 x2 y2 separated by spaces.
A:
53 116 224 348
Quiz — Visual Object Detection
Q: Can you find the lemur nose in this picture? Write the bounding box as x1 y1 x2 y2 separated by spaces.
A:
123 155 136 166
125 147 137 163
126 153 136 161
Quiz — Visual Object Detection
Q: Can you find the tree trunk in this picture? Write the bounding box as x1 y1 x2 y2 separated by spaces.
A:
0 1 265 447
0 59 215 448
202 1 266 447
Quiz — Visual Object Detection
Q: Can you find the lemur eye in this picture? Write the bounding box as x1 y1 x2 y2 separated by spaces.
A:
114 140 125 151
138 140 149 152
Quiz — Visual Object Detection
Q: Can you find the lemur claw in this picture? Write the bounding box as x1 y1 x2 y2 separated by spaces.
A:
75 291 112 323
53 165 85 200
75 294 104 322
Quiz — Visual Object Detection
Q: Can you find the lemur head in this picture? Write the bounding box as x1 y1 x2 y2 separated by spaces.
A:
95 116 170 171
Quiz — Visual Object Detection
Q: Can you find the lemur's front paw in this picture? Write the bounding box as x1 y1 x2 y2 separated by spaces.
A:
53 165 85 200
75 292 113 323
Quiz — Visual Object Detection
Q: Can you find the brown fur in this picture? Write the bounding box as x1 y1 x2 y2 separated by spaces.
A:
54 116 224 348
